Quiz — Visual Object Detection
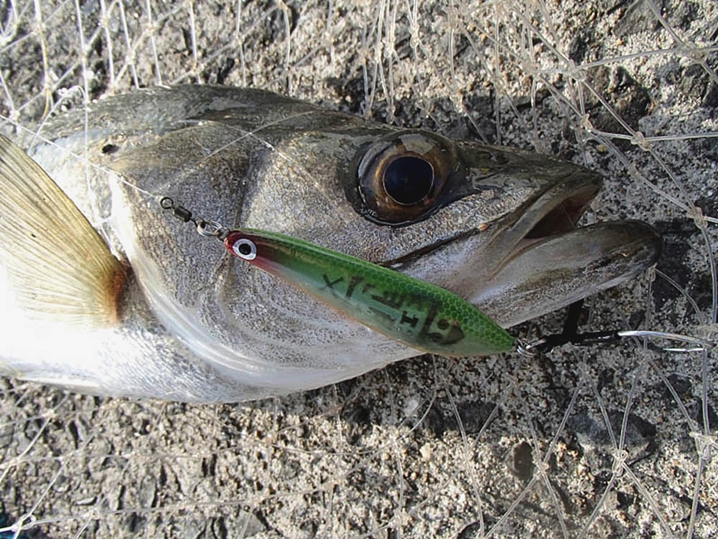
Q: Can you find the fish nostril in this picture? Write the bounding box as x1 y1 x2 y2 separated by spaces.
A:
101 143 120 155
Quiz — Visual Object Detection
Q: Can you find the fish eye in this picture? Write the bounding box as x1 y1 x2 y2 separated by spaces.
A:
383 156 435 205
232 238 257 260
356 132 457 225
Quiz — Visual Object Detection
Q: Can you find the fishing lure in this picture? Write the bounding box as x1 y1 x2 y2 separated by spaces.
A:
224 229 515 356
162 198 514 357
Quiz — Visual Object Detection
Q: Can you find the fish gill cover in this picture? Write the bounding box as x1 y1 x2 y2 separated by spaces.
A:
0 0 716 537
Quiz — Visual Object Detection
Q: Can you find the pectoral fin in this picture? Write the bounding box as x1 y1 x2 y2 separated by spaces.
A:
0 135 125 326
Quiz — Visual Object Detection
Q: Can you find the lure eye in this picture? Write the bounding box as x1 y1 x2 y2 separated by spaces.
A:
232 238 257 260
356 132 457 225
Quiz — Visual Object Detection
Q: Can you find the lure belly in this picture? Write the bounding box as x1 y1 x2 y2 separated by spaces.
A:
224 229 515 357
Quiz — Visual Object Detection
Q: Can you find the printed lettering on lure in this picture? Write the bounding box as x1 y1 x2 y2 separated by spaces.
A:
320 272 466 346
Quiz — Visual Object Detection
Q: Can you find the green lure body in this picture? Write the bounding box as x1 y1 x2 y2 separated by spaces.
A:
224 229 515 357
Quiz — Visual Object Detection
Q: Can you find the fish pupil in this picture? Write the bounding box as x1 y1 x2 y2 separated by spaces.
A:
238 243 252 255
383 156 434 205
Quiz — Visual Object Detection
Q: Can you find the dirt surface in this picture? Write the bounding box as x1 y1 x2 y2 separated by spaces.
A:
0 0 717 537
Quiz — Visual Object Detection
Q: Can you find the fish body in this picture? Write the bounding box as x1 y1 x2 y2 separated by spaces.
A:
0 86 661 402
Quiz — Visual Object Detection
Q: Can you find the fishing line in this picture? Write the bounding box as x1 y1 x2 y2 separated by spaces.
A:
2 107 332 210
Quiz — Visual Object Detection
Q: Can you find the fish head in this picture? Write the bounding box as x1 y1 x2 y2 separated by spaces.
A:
96 87 660 351
196 120 661 329
17 86 661 398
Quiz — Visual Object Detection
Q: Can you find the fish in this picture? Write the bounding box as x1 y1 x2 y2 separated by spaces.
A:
0 85 661 402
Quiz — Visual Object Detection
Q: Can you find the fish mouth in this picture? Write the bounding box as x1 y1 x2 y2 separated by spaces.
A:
473 171 662 327
402 169 662 329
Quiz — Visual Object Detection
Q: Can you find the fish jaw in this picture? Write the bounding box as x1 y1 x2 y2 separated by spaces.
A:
470 221 662 327
394 164 662 328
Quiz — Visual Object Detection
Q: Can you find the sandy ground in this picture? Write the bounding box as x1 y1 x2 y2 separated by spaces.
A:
0 0 716 537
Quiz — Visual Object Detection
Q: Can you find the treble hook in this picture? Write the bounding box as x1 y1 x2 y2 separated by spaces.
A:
517 300 714 357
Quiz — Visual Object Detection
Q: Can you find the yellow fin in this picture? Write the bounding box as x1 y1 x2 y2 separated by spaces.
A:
0 134 125 326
